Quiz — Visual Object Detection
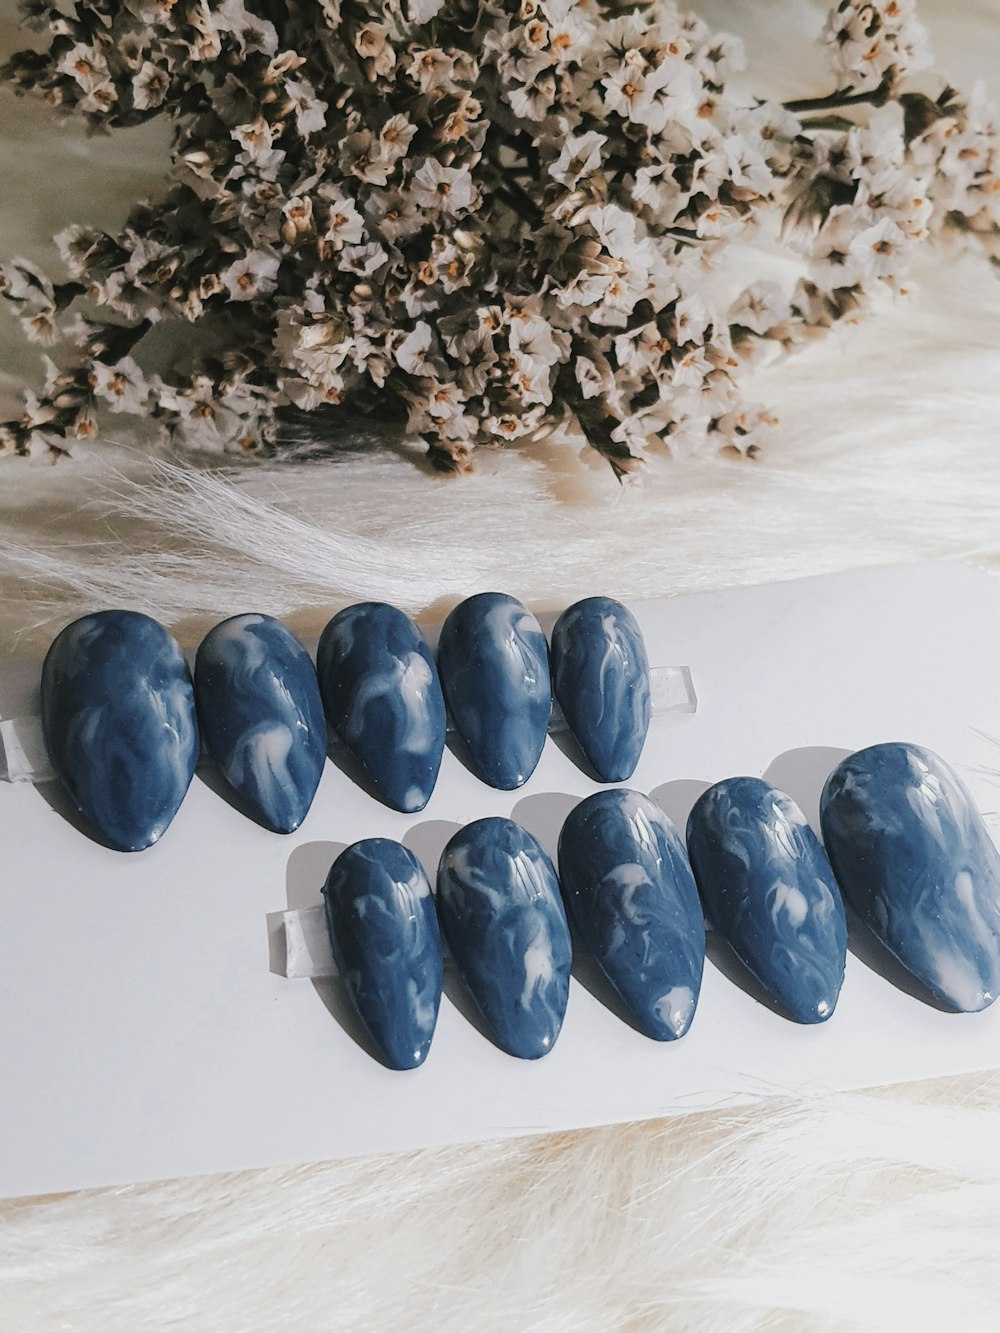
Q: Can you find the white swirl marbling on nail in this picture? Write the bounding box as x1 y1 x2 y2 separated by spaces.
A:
436 593 551 790
195 613 327 834
41 610 199 852
323 839 443 1070
558 789 704 1039
318 603 446 813
436 817 571 1059
687 778 848 1023
821 742 1000 1012
550 598 651 782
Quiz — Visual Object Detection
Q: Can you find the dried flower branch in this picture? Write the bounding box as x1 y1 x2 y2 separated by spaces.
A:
1 0 999 477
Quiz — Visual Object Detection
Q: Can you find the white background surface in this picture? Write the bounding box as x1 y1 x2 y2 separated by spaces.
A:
2 560 998 1200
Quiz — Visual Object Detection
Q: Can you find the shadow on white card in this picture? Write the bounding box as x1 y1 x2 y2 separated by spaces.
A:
649 778 711 832
402 818 463 881
763 745 853 828
509 789 578 863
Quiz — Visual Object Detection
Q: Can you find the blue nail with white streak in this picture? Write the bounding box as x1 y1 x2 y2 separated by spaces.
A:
195 614 327 834
436 593 551 790
550 598 651 782
317 603 446 813
686 778 848 1023
40 610 199 852
436 817 571 1059
820 742 1000 1013
323 839 443 1070
559 789 704 1040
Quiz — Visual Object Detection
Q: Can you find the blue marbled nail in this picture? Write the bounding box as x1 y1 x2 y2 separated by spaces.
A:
40 610 199 852
436 593 550 790
195 614 327 834
558 789 704 1039
436 817 571 1059
323 839 443 1070
686 778 848 1023
820 742 1000 1013
317 602 446 813
550 598 651 782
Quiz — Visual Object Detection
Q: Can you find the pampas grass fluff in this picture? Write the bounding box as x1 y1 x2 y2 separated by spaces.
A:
3 247 1000 650
2 1084 1000 1331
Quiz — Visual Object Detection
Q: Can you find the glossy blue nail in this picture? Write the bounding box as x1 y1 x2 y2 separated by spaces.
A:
195 614 326 834
323 839 443 1070
436 817 571 1059
40 610 199 852
558 789 704 1039
551 598 650 782
687 778 848 1023
820 742 1000 1012
317 603 446 813
436 593 550 790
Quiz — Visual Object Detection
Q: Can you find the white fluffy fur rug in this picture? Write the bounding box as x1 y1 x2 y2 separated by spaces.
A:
3 1 1000 1329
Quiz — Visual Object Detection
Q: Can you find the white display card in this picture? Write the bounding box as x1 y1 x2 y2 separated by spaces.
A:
1 560 998 1200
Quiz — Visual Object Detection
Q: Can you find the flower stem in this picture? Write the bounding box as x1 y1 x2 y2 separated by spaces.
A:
784 79 891 115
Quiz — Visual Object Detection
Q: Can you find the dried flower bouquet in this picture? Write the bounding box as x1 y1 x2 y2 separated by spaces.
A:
2 0 998 476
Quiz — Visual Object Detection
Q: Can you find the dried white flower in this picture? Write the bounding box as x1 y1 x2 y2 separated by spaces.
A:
132 62 169 110
410 159 477 215
822 0 931 95
221 249 281 301
3 0 999 475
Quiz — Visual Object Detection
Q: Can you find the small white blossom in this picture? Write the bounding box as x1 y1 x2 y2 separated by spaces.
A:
355 23 395 79
132 62 169 110
221 248 281 300
380 115 417 164
321 187 366 249
395 322 434 375
549 132 606 188
56 44 110 93
410 159 476 214
285 79 328 136
89 357 147 414
847 216 908 284
728 282 792 337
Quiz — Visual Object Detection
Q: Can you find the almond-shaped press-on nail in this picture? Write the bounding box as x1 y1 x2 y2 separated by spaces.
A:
686 778 848 1023
436 593 550 790
820 742 1000 1012
323 839 443 1070
40 610 199 852
317 602 446 813
437 817 571 1059
559 789 704 1039
550 598 651 782
195 614 327 834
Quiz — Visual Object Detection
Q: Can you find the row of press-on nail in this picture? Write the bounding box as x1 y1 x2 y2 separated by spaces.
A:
324 744 1000 1070
39 594 650 852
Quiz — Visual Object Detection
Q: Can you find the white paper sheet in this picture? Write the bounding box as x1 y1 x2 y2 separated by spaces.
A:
1 561 998 1200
